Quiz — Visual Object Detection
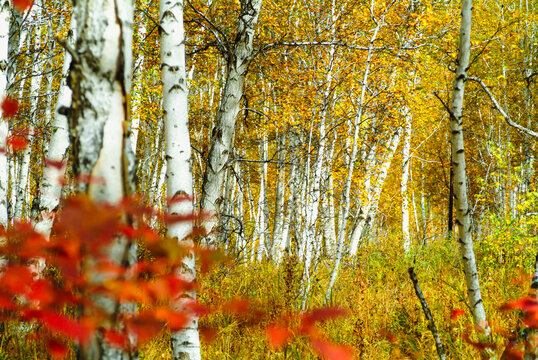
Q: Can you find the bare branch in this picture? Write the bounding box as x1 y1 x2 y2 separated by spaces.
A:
408 268 447 360
54 36 79 63
468 76 538 139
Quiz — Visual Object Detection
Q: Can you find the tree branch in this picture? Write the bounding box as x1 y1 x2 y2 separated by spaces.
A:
408 267 447 360
468 76 538 139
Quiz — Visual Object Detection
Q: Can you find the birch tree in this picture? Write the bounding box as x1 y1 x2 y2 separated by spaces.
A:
200 0 263 245
160 0 201 357
34 17 76 237
447 0 488 329
324 1 389 302
68 0 134 355
0 0 9 228
401 109 412 252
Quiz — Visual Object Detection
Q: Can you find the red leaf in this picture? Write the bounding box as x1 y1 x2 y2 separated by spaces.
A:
41 313 91 343
1 97 19 117
103 330 128 349
45 158 66 170
0 293 16 310
303 308 347 324
501 297 538 313
199 326 217 342
126 312 164 345
222 297 250 315
266 324 292 349
310 339 354 360
183 300 211 317
502 341 525 360
28 279 55 306
154 307 189 331
12 0 33 11
118 225 137 238
168 193 194 205
451 309 465 320
6 135 28 152
0 265 33 294
300 307 347 334
47 339 68 359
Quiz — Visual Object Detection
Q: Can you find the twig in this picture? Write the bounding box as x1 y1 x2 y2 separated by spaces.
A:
408 267 447 360
54 36 79 63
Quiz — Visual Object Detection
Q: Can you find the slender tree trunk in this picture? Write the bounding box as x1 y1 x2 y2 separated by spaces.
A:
321 137 337 257
0 0 10 228
256 136 268 262
34 16 76 236
13 2 41 220
324 8 385 302
160 0 201 357
401 108 412 252
349 128 401 254
448 0 488 329
271 132 286 260
200 0 263 245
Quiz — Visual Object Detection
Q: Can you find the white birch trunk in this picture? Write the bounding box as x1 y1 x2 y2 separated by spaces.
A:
449 0 488 329
278 131 299 261
349 128 401 254
13 1 41 220
324 6 385 302
256 137 268 262
233 161 245 256
200 0 263 245
160 0 201 357
271 132 286 260
401 109 412 252
13 127 32 219
34 17 76 236
69 0 134 355
0 0 10 228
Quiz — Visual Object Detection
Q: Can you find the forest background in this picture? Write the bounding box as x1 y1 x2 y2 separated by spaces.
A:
0 0 537 358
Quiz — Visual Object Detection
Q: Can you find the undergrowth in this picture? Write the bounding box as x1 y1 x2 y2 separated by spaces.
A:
0 228 534 359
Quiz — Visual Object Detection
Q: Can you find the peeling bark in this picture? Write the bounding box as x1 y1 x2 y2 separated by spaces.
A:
200 0 263 245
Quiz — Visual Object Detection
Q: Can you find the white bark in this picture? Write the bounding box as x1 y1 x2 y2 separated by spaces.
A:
13 1 41 220
233 161 245 256
160 0 201 357
324 6 384 304
69 0 134 355
401 108 412 252
13 127 32 219
34 17 76 236
324 3 386 302
449 0 488 329
255 137 268 262
200 0 263 245
349 128 402 254
279 131 300 261
0 0 10 228
271 132 286 260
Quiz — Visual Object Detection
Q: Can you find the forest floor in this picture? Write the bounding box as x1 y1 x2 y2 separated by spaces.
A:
146 230 533 359
0 229 534 359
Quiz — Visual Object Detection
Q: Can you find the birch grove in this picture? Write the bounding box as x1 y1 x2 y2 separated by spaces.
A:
0 0 537 357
